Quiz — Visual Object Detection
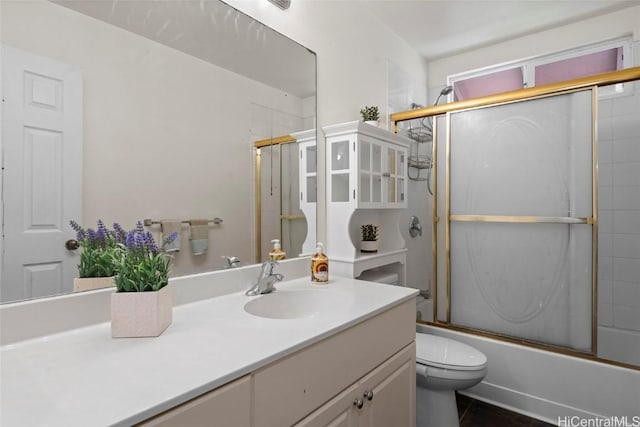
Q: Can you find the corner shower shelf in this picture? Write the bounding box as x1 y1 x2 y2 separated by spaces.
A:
408 155 432 170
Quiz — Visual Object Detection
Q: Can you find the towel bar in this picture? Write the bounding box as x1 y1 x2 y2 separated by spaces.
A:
143 218 223 227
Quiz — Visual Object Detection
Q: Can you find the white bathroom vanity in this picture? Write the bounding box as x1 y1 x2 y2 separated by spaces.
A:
0 274 417 426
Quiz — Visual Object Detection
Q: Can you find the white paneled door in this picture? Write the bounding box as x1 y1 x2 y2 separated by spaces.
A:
1 45 82 303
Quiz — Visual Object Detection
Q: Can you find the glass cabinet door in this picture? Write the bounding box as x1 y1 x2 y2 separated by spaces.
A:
356 138 407 207
396 149 405 204
358 138 384 206
386 147 396 204
381 146 406 205
304 145 317 203
331 139 350 202
371 143 382 203
360 140 371 203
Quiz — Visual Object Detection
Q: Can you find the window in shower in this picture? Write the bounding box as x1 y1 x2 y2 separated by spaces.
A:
435 89 596 353
449 36 631 102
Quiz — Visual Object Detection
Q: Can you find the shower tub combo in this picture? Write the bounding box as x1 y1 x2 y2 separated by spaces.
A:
391 67 640 422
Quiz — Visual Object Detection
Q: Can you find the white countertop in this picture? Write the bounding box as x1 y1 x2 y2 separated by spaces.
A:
0 277 417 427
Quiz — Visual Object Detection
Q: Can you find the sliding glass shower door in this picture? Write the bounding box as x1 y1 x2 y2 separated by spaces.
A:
437 89 596 353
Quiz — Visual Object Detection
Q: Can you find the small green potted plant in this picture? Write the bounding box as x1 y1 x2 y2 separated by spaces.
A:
360 224 380 253
111 221 177 338
360 105 380 126
69 220 121 292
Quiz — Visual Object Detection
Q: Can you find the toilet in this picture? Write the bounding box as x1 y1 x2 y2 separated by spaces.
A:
415 333 488 427
356 269 488 427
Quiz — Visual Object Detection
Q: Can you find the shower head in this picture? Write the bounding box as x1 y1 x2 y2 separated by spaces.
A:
434 85 453 105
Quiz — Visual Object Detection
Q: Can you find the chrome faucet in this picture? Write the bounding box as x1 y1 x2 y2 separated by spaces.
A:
221 256 241 269
245 261 284 296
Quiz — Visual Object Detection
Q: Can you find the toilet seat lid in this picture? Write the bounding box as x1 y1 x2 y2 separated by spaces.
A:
415 333 487 370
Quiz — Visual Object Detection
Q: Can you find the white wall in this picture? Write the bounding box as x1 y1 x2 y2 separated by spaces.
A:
387 61 432 292
225 0 429 246
1 0 306 277
428 5 640 89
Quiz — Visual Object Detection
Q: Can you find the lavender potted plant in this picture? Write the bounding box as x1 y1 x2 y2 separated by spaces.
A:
69 220 121 292
111 221 177 338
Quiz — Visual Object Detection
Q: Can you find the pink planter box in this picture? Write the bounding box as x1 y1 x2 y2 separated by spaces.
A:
73 276 115 292
111 285 172 338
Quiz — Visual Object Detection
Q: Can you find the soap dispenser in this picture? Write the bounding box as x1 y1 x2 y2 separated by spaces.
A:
311 242 329 284
269 239 286 261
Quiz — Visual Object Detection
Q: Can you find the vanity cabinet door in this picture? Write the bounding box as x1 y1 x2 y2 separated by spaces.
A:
294 381 362 427
359 342 416 427
253 299 414 427
295 342 416 427
138 375 251 427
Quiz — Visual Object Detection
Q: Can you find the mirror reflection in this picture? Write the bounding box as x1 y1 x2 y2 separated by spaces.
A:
0 0 317 303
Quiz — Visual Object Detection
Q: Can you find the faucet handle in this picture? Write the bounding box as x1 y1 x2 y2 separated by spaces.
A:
221 256 241 268
263 260 279 274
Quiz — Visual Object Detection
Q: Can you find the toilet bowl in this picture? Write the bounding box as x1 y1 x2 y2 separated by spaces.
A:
415 333 487 427
355 270 485 426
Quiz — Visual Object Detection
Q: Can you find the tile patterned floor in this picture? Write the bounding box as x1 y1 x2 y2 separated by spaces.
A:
456 393 555 427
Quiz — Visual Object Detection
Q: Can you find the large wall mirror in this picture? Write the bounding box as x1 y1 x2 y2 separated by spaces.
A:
0 0 317 304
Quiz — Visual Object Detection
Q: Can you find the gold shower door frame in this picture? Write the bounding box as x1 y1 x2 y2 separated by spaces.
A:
441 87 598 356
390 66 640 368
254 135 303 263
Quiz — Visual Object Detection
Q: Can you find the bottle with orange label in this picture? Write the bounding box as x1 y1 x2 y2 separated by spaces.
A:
269 239 286 261
311 242 329 284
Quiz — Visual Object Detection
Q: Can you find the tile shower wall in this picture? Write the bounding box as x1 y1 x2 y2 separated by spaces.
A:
387 61 431 293
597 41 640 360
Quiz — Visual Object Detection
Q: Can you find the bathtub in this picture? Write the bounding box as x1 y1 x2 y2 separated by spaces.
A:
598 326 640 366
416 323 640 423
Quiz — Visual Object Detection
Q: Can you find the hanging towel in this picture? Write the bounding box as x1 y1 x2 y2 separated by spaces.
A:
161 220 182 252
189 219 209 255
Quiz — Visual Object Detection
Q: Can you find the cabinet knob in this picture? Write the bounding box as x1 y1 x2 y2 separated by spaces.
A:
363 390 374 400
353 398 364 409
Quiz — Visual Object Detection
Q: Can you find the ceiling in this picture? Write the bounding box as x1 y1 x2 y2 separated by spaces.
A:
361 0 639 60
53 0 316 98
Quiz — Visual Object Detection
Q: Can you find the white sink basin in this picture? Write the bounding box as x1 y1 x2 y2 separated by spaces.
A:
244 289 346 319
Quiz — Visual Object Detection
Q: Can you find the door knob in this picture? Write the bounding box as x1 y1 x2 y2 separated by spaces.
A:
353 398 364 409
363 390 374 400
65 239 80 250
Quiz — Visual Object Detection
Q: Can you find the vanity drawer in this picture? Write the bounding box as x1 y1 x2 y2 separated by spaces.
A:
138 375 251 427
253 299 415 427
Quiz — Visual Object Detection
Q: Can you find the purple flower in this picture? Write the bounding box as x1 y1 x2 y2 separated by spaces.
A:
87 228 97 243
125 231 136 251
69 220 87 241
135 221 145 235
113 223 127 244
143 232 159 254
